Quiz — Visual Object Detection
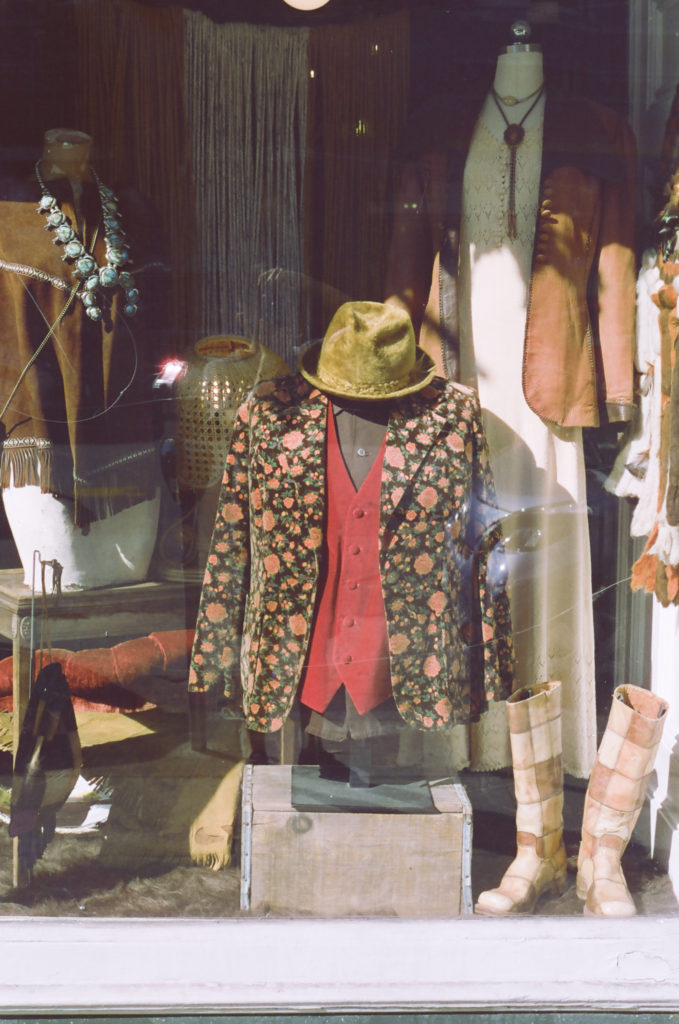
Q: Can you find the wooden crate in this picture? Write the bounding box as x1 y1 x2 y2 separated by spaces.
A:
240 764 472 917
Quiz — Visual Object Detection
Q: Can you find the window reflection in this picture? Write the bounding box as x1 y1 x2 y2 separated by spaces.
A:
0 0 675 928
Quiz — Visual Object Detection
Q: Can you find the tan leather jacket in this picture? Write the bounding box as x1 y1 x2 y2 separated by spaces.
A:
385 96 637 428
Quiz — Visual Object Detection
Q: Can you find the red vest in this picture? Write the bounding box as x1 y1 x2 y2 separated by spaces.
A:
299 406 392 715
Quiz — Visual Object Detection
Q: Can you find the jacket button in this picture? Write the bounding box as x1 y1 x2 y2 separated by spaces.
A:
347 579 358 590
535 252 548 263
344 617 355 628
349 544 361 555
352 508 365 519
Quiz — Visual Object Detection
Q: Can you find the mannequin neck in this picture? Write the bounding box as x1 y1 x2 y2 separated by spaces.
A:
331 396 393 423
39 129 94 184
492 51 544 104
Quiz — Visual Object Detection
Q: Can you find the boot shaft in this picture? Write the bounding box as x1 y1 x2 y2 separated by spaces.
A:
577 684 669 917
582 683 668 851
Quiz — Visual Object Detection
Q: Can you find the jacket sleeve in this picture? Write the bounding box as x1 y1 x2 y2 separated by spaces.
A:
466 395 514 705
188 401 252 702
595 109 637 423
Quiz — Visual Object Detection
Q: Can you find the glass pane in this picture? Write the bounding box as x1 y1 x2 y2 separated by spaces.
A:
0 0 676 931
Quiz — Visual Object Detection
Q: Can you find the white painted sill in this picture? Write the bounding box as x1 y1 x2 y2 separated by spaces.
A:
1 915 678 1014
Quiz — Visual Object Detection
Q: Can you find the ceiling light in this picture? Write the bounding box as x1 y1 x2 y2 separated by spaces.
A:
283 0 331 9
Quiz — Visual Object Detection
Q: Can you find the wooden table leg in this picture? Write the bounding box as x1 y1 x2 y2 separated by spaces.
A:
11 613 32 889
12 612 32 752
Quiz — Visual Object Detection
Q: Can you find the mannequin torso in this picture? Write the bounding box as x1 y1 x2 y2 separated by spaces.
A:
38 129 94 230
456 44 596 778
0 128 161 589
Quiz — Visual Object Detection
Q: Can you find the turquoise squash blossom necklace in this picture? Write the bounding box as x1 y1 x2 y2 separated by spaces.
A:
35 160 139 321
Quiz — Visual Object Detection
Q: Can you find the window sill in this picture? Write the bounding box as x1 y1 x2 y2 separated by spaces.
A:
1 915 678 1014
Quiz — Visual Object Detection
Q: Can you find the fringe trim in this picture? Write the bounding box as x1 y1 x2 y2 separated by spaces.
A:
189 833 234 872
0 438 159 527
0 438 53 490
189 761 244 871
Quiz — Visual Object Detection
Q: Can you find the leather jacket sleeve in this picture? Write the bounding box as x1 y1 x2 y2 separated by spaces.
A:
595 110 637 423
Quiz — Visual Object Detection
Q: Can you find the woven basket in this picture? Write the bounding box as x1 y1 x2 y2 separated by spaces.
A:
175 335 290 490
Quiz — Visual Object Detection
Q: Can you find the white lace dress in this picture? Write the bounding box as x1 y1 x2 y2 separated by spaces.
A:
444 100 597 778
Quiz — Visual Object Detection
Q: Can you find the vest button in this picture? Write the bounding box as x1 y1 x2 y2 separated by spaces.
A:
347 580 358 590
344 617 355 627
349 544 361 555
352 508 365 519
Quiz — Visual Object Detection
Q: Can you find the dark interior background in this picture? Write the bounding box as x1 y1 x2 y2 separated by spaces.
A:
0 0 630 173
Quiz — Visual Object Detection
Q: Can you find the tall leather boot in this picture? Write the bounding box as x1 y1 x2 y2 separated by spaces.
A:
577 684 668 917
475 681 568 915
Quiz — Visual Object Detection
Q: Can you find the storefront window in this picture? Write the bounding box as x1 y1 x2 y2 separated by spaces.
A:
1 0 679 1013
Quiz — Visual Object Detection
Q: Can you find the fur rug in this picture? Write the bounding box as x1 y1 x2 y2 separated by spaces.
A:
0 707 247 916
0 831 242 917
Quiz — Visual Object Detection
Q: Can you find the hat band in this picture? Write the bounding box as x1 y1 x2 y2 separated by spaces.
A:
317 365 416 397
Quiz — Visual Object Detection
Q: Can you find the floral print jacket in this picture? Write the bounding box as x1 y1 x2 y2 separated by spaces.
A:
189 374 514 732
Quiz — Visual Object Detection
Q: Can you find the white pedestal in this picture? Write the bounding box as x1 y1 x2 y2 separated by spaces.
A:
3 484 160 590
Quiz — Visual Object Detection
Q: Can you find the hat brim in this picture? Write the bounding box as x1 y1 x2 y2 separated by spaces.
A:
298 340 438 400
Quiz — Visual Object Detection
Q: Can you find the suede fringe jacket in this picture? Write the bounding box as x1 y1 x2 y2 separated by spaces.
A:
0 177 170 525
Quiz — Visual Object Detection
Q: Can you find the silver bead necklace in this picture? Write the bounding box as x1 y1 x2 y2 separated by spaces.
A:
35 160 139 321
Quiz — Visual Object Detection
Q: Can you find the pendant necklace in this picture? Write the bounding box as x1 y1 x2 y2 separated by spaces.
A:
494 82 543 107
35 160 139 321
490 83 545 239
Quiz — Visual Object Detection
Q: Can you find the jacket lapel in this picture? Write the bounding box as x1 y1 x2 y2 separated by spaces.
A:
380 386 450 540
264 378 450 542
265 380 327 535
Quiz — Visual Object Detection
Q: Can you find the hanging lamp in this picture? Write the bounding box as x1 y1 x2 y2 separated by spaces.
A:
283 0 330 9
